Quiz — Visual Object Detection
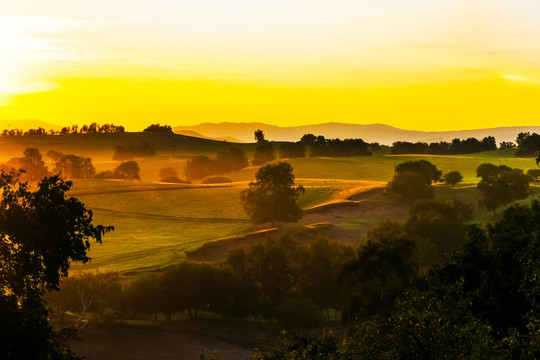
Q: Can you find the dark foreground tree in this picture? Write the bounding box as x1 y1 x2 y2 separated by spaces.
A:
0 171 113 359
241 162 304 224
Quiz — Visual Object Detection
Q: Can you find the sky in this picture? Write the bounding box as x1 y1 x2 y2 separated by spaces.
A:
1 0 540 131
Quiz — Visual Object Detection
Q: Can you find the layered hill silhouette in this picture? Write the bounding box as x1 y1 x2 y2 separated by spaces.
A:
173 122 540 145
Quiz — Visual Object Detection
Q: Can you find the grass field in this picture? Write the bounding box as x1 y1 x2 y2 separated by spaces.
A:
67 151 539 275
1 134 537 275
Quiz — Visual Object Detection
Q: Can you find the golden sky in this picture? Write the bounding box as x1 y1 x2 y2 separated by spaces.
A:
1 0 540 131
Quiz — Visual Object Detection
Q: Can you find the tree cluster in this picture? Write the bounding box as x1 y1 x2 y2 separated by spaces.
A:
184 148 249 180
386 160 442 199
0 148 49 182
279 142 306 159
391 136 497 155
476 163 530 214
142 124 174 134
301 134 371 157
257 200 540 359
47 151 96 179
49 237 354 326
1 123 125 137
516 131 540 157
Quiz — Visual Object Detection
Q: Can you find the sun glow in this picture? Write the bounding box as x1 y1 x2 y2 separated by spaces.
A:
1 1 540 130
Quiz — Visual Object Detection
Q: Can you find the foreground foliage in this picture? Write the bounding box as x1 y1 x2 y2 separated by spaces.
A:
0 172 112 359
258 200 540 359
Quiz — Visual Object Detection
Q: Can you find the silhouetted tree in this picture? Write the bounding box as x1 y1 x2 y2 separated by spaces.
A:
143 124 173 134
114 161 140 180
254 129 266 142
0 172 112 359
241 162 304 224
50 152 96 179
499 141 516 150
386 160 441 199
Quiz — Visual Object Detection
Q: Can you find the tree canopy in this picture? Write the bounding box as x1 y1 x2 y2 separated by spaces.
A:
241 162 304 224
386 160 441 199
0 172 112 359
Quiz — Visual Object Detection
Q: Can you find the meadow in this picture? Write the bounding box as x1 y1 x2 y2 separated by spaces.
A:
31 135 531 275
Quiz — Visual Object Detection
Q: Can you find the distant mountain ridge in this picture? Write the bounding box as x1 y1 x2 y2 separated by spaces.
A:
173 122 540 145
0 119 61 131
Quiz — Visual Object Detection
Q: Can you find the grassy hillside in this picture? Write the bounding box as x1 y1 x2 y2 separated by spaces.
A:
2 133 537 274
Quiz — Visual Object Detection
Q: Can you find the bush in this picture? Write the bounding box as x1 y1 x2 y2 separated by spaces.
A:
274 299 323 328
386 160 441 199
158 167 190 183
95 161 140 180
443 171 463 185
201 176 232 184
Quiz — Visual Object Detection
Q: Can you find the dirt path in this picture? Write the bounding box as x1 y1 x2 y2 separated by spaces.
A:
68 320 279 360
188 186 410 261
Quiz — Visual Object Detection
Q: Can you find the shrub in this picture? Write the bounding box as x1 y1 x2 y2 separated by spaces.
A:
443 171 463 185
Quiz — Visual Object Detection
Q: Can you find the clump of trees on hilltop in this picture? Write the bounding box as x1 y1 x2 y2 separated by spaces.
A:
300 134 371 157
1 123 125 136
516 132 540 157
143 124 174 134
391 136 497 155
